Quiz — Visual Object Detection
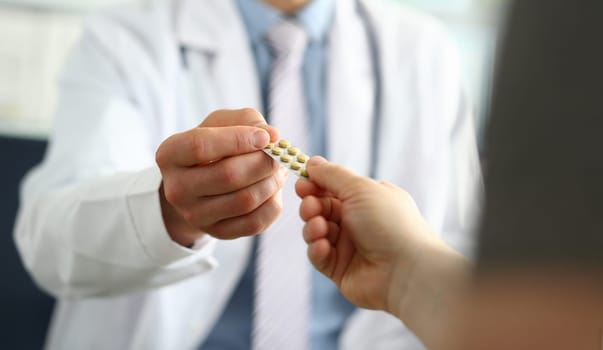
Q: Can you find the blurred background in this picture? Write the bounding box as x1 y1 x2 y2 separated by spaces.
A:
0 0 507 140
0 0 507 348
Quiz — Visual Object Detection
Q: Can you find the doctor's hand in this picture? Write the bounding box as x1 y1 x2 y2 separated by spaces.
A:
295 157 467 324
156 108 287 246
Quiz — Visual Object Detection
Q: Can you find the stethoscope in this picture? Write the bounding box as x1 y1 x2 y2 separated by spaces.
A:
179 0 383 179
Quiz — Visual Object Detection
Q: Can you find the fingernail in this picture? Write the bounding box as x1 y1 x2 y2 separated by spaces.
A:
255 123 279 142
250 110 267 126
253 130 269 148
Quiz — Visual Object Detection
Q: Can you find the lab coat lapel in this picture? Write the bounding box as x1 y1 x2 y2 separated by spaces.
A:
173 2 260 344
326 0 375 177
176 0 262 113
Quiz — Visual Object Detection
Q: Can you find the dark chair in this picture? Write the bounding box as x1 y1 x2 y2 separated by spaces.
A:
0 135 53 349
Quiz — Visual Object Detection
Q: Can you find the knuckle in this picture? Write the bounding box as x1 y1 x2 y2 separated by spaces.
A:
191 129 212 162
379 180 396 189
163 180 184 205
239 108 261 122
235 189 259 213
243 216 265 235
397 187 411 198
155 138 174 168
181 210 196 225
267 195 283 214
206 110 221 120
271 172 283 190
206 224 239 240
203 109 225 126
155 147 167 168
220 161 243 187
397 188 415 204
184 210 212 231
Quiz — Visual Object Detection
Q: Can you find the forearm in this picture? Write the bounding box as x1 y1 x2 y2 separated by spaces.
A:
390 239 471 349
15 167 216 298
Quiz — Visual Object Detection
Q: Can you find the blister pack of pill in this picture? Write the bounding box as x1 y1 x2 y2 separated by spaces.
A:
263 140 310 178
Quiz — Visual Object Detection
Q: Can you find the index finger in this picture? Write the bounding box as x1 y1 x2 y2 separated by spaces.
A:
295 178 331 198
305 156 370 201
158 125 271 166
201 108 280 142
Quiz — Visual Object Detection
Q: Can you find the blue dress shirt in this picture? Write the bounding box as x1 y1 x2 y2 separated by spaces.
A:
200 1 355 349
236 0 331 156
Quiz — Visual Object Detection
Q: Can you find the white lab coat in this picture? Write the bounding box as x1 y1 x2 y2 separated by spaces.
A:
14 0 482 349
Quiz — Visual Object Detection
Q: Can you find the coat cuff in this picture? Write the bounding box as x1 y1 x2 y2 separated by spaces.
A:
126 166 218 267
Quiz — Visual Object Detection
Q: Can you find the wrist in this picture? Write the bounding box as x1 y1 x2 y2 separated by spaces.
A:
386 236 431 319
389 236 470 321
390 236 471 348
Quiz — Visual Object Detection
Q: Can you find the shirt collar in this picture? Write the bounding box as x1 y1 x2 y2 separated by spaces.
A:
236 0 335 45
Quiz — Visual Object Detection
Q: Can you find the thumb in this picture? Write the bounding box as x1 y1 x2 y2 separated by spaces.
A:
305 157 368 200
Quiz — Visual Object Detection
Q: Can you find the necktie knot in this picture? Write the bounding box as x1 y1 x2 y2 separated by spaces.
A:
265 20 309 63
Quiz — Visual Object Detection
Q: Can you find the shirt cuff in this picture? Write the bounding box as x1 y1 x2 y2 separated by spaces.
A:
126 166 218 267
